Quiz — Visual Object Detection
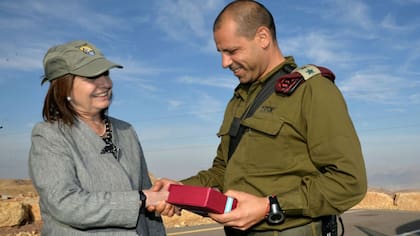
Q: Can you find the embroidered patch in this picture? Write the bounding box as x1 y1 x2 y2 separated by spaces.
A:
260 105 274 112
79 45 95 56
275 65 335 96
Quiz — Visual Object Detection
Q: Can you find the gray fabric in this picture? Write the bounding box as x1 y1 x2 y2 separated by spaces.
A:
28 117 165 236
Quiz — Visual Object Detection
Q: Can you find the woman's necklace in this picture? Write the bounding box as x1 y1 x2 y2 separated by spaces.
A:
100 117 120 159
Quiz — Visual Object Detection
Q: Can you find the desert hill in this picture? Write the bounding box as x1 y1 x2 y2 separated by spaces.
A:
1 179 420 236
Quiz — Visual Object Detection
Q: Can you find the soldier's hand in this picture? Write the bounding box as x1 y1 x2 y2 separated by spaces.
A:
208 190 268 231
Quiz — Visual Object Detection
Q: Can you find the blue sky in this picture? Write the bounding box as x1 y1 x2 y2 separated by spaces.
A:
0 0 419 191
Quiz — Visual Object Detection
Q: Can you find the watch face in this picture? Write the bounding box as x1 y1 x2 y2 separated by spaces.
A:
268 213 285 224
267 195 285 224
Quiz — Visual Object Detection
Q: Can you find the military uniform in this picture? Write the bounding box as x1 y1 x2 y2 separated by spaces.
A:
182 56 367 234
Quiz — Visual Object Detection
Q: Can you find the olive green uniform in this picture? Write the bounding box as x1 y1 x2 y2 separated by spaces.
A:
182 56 367 233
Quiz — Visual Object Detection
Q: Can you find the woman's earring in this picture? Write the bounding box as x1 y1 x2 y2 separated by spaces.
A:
67 96 72 102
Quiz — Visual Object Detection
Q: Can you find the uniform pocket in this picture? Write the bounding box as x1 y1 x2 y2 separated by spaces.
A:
241 115 284 136
229 116 287 171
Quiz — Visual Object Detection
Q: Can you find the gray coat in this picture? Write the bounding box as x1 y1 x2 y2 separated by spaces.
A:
29 117 166 236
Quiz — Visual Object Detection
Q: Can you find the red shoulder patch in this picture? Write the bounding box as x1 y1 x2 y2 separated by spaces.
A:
275 72 305 96
318 66 335 82
275 65 335 96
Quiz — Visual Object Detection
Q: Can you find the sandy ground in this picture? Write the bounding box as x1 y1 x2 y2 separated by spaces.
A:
1 179 419 236
0 179 214 236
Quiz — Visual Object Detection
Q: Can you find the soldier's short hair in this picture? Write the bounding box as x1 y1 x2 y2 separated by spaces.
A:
213 0 277 42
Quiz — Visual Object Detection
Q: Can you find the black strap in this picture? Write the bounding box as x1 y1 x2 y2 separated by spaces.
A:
338 215 344 236
321 215 344 236
227 64 295 160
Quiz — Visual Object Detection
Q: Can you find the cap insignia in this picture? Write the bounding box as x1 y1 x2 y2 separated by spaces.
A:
79 45 95 56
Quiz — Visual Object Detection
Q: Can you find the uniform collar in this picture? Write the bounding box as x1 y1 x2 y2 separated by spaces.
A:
233 56 297 99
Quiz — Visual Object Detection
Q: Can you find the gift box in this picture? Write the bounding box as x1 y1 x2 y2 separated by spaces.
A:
167 184 237 215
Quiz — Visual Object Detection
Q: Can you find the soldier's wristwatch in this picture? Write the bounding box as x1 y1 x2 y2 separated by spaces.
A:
266 195 285 224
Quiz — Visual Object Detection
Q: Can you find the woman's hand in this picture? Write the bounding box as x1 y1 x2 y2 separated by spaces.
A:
143 178 183 216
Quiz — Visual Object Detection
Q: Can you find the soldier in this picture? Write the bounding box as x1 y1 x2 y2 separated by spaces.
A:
155 1 367 235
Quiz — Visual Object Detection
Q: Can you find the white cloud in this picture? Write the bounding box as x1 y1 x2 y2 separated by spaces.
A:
154 0 223 43
281 32 351 66
340 71 420 105
0 0 138 73
165 91 225 123
394 39 420 74
393 0 420 5
0 1 127 38
190 92 225 122
200 38 218 54
0 42 46 71
381 14 415 31
322 0 374 30
168 100 184 110
109 57 172 92
178 75 236 89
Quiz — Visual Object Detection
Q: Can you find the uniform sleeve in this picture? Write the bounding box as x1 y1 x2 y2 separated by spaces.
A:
28 123 140 229
295 77 367 217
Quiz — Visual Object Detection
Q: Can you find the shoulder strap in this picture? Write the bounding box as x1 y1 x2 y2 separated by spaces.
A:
275 64 335 96
294 64 322 80
227 64 295 160
227 64 335 160
244 64 295 119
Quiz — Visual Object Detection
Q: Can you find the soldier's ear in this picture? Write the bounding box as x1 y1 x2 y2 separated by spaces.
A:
255 26 271 49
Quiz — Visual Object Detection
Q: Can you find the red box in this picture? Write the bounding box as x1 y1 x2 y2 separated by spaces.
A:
167 184 237 215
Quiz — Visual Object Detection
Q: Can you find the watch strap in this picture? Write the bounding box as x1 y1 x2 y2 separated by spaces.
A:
266 195 285 224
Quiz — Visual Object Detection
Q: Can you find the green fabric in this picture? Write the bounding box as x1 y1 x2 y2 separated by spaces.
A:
182 56 367 231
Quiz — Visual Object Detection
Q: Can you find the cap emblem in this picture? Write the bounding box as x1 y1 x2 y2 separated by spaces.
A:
79 45 95 56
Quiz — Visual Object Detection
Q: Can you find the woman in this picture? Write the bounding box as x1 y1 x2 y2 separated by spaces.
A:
29 40 167 235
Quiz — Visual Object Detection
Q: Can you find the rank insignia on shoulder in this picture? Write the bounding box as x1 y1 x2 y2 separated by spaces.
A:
275 64 335 96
